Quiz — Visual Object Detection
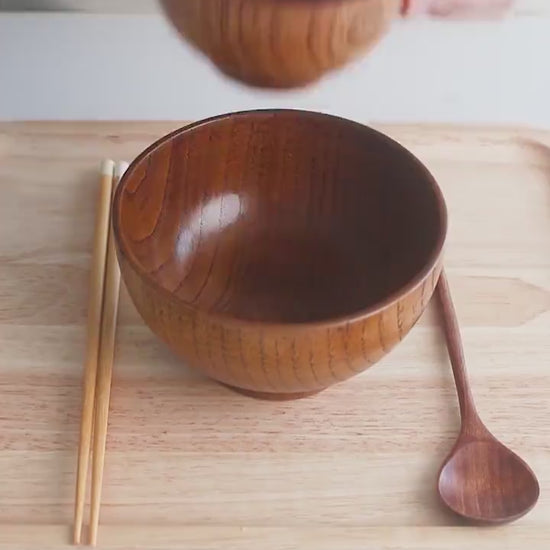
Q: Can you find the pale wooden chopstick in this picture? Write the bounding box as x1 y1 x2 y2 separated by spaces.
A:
73 159 115 545
89 161 128 546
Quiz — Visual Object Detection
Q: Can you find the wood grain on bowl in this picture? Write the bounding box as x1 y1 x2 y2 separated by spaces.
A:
160 0 400 88
113 110 446 398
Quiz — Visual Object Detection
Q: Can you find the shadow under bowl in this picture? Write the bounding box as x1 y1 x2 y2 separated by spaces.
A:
113 109 447 399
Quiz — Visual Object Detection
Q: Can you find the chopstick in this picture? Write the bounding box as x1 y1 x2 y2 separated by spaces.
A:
88 161 128 546
73 160 128 546
73 160 115 545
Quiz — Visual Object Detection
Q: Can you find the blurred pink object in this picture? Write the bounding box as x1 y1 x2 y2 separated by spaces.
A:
405 0 513 18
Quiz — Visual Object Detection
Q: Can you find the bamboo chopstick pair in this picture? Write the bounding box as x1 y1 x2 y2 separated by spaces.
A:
74 160 129 546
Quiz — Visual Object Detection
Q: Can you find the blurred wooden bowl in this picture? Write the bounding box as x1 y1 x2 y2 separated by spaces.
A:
113 110 447 400
160 0 400 88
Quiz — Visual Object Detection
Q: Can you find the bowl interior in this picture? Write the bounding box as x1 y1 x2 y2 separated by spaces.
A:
115 111 445 324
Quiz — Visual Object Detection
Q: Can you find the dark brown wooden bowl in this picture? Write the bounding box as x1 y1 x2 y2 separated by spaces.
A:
113 110 447 399
160 0 400 88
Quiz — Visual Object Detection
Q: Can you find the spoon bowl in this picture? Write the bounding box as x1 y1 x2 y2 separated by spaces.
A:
438 432 540 523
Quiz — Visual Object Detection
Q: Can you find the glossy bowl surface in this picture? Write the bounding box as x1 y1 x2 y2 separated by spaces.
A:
114 110 447 398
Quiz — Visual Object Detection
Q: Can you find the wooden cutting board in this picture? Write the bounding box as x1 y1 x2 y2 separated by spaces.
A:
1 122 550 549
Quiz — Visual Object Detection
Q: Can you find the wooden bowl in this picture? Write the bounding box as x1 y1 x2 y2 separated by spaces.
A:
160 0 400 88
113 110 447 400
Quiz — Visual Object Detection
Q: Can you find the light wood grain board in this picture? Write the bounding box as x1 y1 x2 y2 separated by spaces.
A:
1 122 550 549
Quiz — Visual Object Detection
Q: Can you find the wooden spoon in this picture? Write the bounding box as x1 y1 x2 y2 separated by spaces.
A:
436 270 539 523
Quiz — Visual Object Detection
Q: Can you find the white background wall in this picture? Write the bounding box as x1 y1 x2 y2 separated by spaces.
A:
1 7 549 125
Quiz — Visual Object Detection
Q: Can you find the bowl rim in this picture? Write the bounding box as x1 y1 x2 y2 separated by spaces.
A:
113 108 447 329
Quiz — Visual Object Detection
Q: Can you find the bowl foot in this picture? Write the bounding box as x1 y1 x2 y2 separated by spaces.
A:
218 65 319 90
221 383 323 401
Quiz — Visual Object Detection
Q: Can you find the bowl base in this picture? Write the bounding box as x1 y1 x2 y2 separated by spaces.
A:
222 383 323 401
218 65 319 90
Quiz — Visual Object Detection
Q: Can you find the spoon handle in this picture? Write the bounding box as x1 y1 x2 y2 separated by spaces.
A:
436 270 481 429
